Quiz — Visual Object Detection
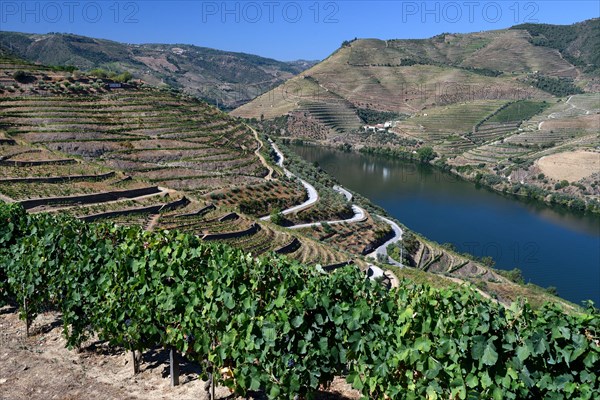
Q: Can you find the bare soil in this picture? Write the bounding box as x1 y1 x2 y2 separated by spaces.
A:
0 307 360 400
536 150 600 182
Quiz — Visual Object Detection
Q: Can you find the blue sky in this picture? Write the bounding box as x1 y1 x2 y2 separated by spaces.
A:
1 1 598 60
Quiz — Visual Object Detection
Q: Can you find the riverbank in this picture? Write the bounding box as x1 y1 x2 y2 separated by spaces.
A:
287 141 599 306
359 145 600 216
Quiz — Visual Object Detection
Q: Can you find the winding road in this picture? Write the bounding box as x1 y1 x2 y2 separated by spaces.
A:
259 138 403 287
260 140 319 220
260 141 367 227
367 215 404 267
289 204 367 230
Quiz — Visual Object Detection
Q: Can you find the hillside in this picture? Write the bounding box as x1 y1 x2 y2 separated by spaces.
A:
511 18 600 73
0 56 362 268
1 51 597 400
233 20 598 119
233 20 600 213
0 31 317 109
0 54 580 308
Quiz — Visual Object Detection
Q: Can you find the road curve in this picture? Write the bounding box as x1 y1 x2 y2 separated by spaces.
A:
333 185 353 202
289 204 367 230
367 215 404 267
260 140 319 221
262 139 403 287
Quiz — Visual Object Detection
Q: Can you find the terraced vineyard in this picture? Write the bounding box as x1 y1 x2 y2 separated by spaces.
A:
297 100 362 134
384 100 510 158
0 94 266 192
0 58 362 268
299 216 392 256
451 94 600 167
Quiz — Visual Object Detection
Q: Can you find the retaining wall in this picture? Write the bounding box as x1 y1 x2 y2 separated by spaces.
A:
174 203 215 218
275 238 301 254
202 223 260 241
20 186 162 210
323 260 354 272
80 197 190 223
0 172 116 184
0 158 78 167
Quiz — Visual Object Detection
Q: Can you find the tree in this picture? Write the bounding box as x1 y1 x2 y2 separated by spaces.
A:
114 71 133 83
416 146 436 163
270 209 285 226
13 70 35 84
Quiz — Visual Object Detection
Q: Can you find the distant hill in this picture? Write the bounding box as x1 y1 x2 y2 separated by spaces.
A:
233 20 600 214
0 31 318 109
511 18 600 73
233 19 599 122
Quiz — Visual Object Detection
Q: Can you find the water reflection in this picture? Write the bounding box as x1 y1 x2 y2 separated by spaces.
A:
291 144 600 304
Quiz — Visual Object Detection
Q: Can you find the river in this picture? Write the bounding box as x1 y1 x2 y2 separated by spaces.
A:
290 144 600 305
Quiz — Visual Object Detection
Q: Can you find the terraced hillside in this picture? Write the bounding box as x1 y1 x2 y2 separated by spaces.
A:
234 20 600 121
0 55 588 306
232 20 600 146
0 31 316 109
0 62 268 194
235 21 599 213
0 58 366 268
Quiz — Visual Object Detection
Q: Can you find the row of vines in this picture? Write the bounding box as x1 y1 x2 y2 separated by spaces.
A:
0 202 598 399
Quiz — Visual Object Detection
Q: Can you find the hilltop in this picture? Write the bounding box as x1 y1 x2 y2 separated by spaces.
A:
233 19 600 213
234 19 598 119
0 31 317 109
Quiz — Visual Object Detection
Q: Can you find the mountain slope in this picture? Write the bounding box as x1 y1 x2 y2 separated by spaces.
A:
511 18 600 72
0 31 317 109
233 20 599 214
0 55 369 269
233 20 598 123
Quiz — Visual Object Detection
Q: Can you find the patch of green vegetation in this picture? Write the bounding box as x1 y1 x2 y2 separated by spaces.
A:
416 146 436 162
487 100 550 123
529 75 584 97
12 70 36 84
88 68 133 82
270 208 286 226
512 19 600 71
462 37 492 54
460 66 502 77
356 108 406 124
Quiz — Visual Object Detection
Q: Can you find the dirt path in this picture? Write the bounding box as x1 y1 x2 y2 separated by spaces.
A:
145 214 161 231
0 192 13 203
248 125 274 181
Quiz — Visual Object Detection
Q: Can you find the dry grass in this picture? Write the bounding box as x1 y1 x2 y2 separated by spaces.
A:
537 150 600 181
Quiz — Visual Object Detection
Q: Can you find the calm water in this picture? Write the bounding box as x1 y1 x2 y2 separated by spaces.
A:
290 144 600 305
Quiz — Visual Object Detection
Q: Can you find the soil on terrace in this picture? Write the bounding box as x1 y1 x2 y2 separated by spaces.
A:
536 150 600 182
0 306 360 400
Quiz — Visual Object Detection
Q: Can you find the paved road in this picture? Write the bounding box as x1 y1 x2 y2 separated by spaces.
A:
260 143 368 228
367 215 404 267
259 140 404 287
260 140 319 221
333 185 353 202
289 204 367 230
